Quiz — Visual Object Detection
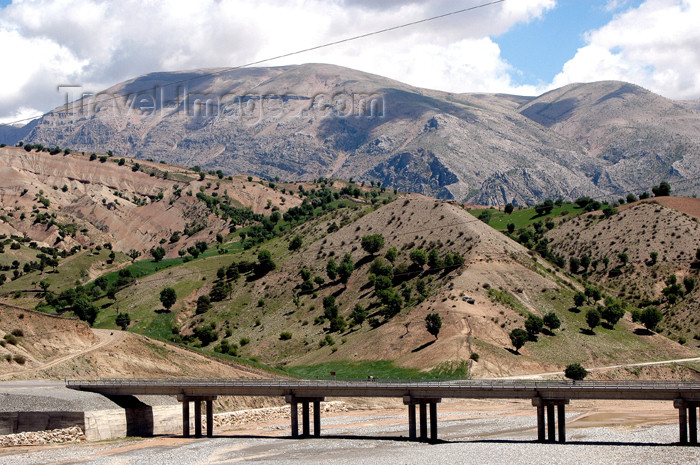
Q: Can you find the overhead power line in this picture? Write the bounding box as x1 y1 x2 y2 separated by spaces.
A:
0 0 506 128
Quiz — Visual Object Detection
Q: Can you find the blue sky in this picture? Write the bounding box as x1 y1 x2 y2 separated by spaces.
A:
497 0 645 86
0 0 698 123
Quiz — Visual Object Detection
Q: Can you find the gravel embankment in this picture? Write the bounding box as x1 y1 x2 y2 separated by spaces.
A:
0 380 177 412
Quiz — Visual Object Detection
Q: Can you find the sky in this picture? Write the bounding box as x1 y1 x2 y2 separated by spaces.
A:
0 0 698 124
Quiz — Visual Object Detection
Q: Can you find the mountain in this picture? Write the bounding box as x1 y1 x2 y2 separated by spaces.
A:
6 64 700 205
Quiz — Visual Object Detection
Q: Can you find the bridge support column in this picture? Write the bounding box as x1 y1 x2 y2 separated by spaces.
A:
290 400 299 438
533 398 569 443
194 400 202 438
675 399 700 445
206 400 214 438
408 403 416 440
182 401 190 438
178 395 217 439
286 395 325 438
404 397 441 442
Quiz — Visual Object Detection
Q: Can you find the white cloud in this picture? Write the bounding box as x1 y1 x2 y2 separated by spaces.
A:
552 0 700 100
0 0 554 122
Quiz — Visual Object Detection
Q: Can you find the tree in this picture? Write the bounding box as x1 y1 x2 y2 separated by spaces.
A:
288 235 303 251
509 328 528 353
72 297 98 326
409 249 428 268
507 223 515 234
385 247 397 264
196 295 211 315
360 234 384 255
640 306 663 332
128 249 141 262
255 249 276 275
601 302 625 328
160 287 177 310
525 315 544 340
425 313 442 340
337 254 354 286
648 251 658 266
569 257 580 274
150 247 165 262
115 312 131 330
585 308 601 333
350 303 367 327
652 181 671 197
626 193 637 204
326 258 338 281
584 285 601 304
564 363 588 381
617 252 628 265
504 203 514 214
543 312 561 332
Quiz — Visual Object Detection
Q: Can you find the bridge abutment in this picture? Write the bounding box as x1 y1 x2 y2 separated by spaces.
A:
532 398 569 443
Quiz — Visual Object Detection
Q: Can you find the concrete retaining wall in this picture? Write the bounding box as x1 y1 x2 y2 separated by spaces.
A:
1 403 188 441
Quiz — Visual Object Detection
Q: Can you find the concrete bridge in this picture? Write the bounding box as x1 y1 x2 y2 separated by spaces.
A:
66 379 700 445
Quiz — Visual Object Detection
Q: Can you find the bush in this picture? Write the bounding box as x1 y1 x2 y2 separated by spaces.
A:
10 329 23 337
14 355 25 365
279 332 293 340
469 353 480 362
360 234 384 255
3 334 17 345
564 363 588 381
239 337 250 346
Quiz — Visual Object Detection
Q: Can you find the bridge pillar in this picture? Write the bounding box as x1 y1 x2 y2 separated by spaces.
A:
194 400 202 438
182 401 190 438
177 395 217 439
290 400 299 438
206 400 214 438
675 399 700 445
404 397 441 442
533 398 569 443
286 395 325 438
408 403 416 440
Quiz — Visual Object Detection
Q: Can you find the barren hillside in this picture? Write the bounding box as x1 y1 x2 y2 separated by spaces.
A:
12 64 700 205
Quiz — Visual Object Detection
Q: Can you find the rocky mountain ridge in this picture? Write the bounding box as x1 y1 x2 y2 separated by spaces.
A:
6 63 700 205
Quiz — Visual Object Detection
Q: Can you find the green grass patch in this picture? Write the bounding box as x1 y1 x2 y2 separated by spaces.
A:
469 203 585 231
487 287 531 317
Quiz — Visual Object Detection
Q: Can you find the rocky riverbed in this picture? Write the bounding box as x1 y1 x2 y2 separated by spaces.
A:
1 399 700 464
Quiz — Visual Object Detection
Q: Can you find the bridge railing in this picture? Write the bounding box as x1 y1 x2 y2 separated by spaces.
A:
65 378 700 391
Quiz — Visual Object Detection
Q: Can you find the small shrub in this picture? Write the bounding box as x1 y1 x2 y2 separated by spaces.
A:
279 332 293 340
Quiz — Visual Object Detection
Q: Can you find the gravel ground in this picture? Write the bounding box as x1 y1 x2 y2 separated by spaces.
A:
0 381 177 412
2 409 699 465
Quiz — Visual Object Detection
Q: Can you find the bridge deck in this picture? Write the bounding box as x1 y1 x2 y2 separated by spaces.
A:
66 378 700 401
65 379 700 444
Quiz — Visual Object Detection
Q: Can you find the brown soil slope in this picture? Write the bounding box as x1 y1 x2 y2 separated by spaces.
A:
179 196 694 378
0 146 300 255
546 198 700 340
0 303 262 380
